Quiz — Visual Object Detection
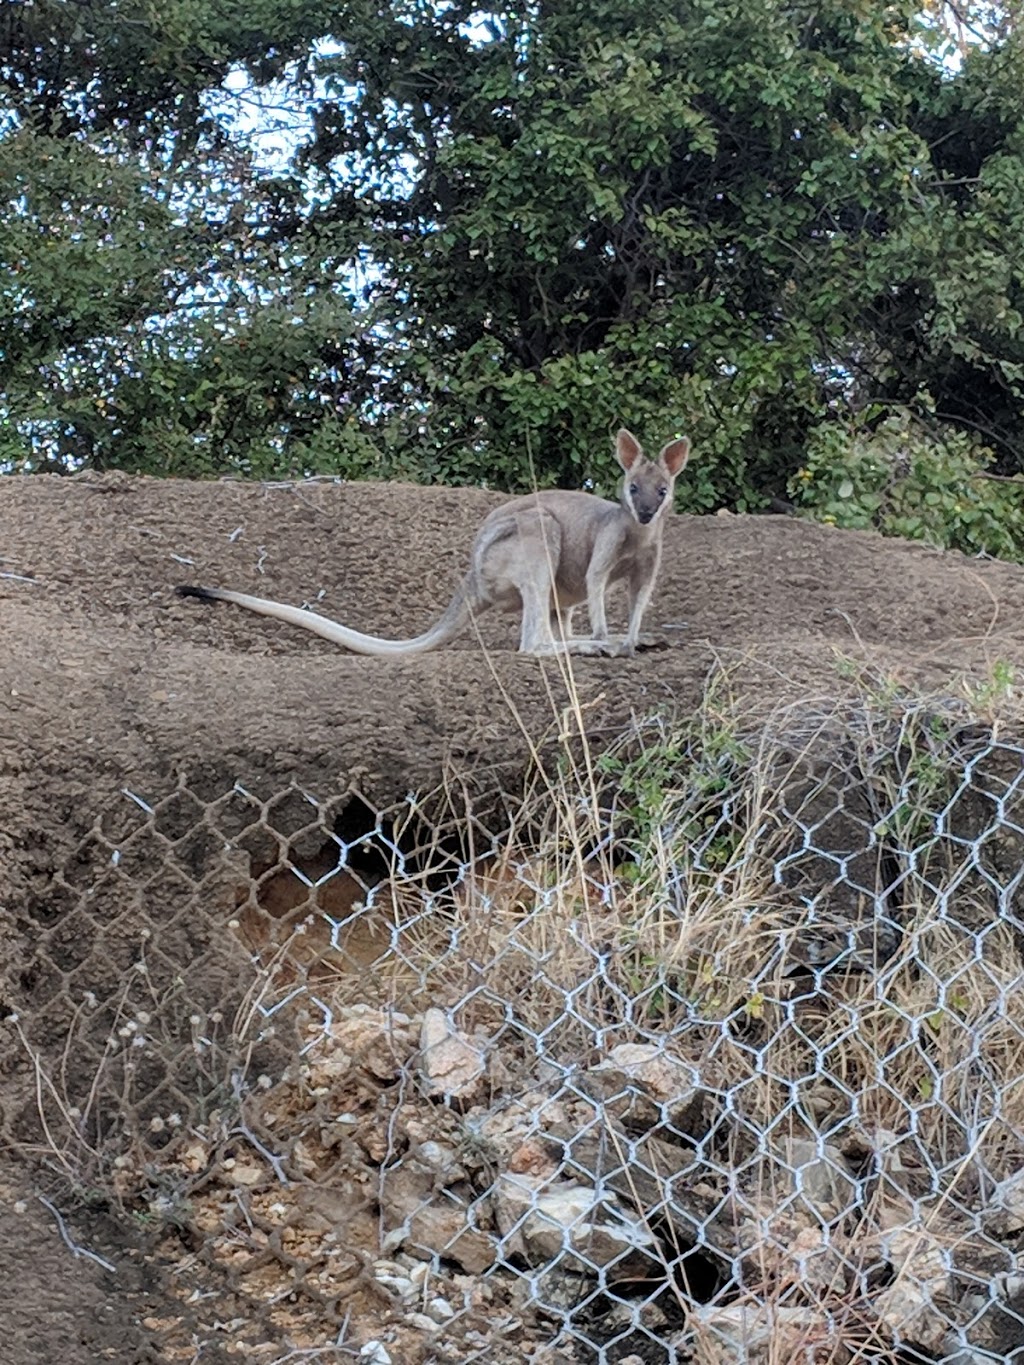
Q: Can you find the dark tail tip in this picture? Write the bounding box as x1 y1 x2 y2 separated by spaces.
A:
176 585 219 604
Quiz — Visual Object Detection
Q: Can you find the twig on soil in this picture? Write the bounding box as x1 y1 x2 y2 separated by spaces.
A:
229 1119 290 1185
267 1317 357 1363
37 1195 117 1273
266 1348 358 1363
0 571 37 583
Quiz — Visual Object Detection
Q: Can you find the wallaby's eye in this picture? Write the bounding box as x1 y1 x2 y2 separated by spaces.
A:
629 483 639 496
658 486 668 499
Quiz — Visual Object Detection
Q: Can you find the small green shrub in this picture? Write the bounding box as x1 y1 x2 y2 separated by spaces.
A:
788 410 1024 561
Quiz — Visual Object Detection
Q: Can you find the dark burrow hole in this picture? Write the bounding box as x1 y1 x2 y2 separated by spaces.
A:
262 791 536 907
560 1239 721 1363
237 794 430 909
329 794 404 883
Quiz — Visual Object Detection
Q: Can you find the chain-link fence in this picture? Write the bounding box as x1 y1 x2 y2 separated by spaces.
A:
5 701 1024 1363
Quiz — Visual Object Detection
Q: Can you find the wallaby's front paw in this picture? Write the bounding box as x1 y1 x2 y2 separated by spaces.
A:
606 634 666 656
568 639 614 657
622 633 669 653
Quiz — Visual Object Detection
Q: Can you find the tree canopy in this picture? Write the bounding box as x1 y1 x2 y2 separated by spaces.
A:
2 1 1023 546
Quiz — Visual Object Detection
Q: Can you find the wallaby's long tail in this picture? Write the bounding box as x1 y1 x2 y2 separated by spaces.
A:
176 581 475 656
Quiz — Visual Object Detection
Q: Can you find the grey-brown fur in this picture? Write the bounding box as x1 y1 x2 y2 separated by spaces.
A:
176 428 691 657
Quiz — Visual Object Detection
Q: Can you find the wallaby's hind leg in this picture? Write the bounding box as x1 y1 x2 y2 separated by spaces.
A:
489 511 565 656
606 632 659 653
519 567 610 657
519 571 560 654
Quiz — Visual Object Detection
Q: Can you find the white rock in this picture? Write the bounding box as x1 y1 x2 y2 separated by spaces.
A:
372 1258 406 1276
407 1313 441 1334
587 1043 700 1123
984 1168 1024 1235
426 1295 455 1323
495 1172 656 1269
307 1006 418 1085
225 1154 264 1188
941 1348 1006 1364
380 1168 496 1273
374 1274 416 1301
777 1137 856 1218
678 1303 843 1363
418 1008 486 1099
783 1223 850 1295
874 1226 952 1353
359 1344 392 1365
417 1139 465 1178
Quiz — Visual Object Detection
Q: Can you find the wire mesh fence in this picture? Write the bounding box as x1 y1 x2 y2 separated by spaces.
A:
4 699 1024 1363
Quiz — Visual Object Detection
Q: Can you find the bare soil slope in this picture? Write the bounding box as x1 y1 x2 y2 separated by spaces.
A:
3 470 1024 883
0 1171 159 1364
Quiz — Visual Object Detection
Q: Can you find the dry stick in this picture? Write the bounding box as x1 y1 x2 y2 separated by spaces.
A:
9 1015 90 1178
37 1194 117 1273
228 1117 289 1186
70 975 135 1143
266 1344 359 1365
970 469 1024 483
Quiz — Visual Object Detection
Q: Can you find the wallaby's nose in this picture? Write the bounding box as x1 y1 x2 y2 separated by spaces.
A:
638 510 654 524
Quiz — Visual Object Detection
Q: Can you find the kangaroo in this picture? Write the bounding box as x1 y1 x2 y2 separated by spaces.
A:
177 428 690 657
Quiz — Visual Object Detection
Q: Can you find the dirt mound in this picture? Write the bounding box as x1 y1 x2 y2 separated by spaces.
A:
3 470 1024 889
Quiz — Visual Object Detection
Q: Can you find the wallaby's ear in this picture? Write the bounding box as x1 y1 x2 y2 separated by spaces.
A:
615 428 643 472
659 436 690 477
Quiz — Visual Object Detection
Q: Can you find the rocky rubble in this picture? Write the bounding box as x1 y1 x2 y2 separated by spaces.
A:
137 1008 1024 1363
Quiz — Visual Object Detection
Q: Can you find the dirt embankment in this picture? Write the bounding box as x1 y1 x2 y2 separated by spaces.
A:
4 471 1022 812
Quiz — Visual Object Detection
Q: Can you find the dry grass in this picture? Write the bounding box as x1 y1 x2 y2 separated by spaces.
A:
347 685 1024 1144
233 676 1024 1189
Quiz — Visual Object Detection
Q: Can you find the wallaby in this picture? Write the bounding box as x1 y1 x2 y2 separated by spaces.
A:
177 428 690 658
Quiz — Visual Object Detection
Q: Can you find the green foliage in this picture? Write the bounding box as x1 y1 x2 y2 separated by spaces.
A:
788 410 1024 560
597 693 751 875
960 658 1017 720
3 0 1024 559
